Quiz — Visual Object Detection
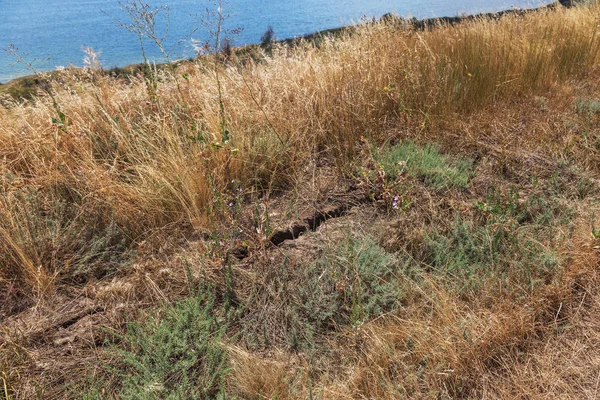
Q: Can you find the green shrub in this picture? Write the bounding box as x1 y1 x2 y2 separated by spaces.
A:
426 185 572 296
298 235 405 330
375 141 473 188
426 218 559 295
575 97 600 115
0 75 44 101
102 287 230 399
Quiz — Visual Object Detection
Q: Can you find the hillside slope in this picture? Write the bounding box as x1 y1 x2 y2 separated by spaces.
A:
1 2 600 398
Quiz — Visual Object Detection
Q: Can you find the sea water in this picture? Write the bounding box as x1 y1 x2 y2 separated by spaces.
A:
0 0 551 82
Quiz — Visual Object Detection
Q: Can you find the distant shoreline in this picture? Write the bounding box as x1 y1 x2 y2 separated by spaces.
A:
0 0 573 91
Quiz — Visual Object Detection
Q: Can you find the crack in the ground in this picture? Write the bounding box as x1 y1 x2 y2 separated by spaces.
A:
268 203 350 246
57 306 103 330
229 202 357 260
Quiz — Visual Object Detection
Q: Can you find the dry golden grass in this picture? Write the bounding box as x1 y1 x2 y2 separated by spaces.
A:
2 2 600 399
1 2 598 297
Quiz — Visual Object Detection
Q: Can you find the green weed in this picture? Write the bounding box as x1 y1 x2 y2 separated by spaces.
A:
576 97 600 115
476 179 575 227
238 233 406 352
298 234 405 331
427 184 573 296
0 188 132 293
376 141 473 188
98 286 230 399
425 218 560 295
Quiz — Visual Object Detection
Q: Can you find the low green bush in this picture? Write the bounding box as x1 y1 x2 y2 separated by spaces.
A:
427 184 573 296
298 234 406 331
96 286 230 399
376 141 473 188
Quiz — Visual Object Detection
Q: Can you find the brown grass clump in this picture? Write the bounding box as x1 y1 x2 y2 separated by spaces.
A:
228 346 305 399
2 2 600 399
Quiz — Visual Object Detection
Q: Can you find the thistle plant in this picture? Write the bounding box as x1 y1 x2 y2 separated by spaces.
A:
107 0 197 101
4 45 67 131
194 0 243 145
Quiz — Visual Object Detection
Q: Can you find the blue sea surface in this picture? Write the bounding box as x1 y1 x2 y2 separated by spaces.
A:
0 0 551 82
